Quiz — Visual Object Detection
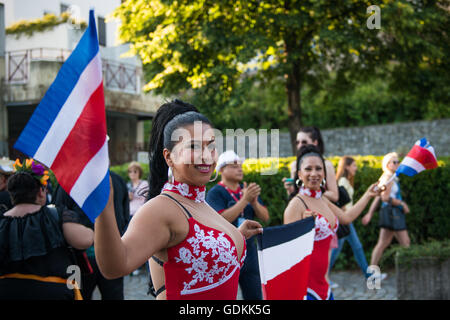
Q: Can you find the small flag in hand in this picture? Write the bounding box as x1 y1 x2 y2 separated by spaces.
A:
396 137 438 177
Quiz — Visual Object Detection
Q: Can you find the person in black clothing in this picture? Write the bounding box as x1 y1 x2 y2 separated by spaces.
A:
54 170 130 300
0 158 93 300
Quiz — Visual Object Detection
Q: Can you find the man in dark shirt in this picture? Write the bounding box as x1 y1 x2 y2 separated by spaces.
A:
54 170 130 299
206 151 269 300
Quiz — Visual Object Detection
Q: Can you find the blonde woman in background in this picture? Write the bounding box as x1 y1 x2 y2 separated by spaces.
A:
362 152 411 270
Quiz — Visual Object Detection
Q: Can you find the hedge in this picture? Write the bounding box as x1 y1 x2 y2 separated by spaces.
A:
6 12 87 38
111 156 449 270
384 239 450 268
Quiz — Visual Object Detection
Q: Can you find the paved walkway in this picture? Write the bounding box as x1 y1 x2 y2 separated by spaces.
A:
93 268 397 300
330 269 397 300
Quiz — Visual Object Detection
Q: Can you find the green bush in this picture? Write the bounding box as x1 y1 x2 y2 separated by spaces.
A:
383 239 450 270
111 156 450 271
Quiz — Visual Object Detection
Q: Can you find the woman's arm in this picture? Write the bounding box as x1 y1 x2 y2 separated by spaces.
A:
238 219 263 239
326 183 378 225
362 196 380 225
323 160 339 203
63 223 94 250
220 198 249 223
282 161 297 197
94 179 173 279
380 179 393 203
283 197 316 224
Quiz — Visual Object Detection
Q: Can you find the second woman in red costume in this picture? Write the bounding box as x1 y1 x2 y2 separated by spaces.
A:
284 145 379 300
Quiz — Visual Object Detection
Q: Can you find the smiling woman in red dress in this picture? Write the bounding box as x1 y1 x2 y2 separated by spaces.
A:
284 145 379 300
94 100 262 300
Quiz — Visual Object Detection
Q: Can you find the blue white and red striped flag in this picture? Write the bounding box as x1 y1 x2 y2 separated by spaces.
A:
257 217 315 300
396 137 438 177
14 10 109 222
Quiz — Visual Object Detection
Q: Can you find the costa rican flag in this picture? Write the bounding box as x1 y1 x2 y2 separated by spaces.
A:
396 138 438 177
14 10 109 222
257 217 315 300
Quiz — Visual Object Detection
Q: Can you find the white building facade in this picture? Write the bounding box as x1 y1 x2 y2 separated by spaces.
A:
0 0 159 164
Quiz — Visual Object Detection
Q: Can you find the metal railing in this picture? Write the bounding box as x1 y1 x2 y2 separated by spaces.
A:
103 59 141 94
5 48 141 94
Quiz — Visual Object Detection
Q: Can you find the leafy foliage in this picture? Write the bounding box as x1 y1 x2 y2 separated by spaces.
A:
114 0 449 135
6 12 87 38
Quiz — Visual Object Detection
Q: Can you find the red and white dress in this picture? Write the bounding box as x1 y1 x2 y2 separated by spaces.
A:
298 187 338 300
158 181 246 300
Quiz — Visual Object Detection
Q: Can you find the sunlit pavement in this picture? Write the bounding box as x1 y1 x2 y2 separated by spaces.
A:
92 269 397 300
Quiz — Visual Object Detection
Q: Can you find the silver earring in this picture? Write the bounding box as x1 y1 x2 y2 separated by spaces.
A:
296 179 303 187
320 178 326 188
209 170 219 182
168 167 174 184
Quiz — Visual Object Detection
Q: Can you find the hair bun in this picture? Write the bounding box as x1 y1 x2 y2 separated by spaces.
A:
297 144 322 159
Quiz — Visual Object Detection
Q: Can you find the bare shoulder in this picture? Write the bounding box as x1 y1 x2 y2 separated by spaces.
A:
284 196 306 224
126 194 190 248
133 194 187 224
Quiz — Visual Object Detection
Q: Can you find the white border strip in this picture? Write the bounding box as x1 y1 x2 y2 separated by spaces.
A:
70 138 109 206
259 229 315 284
34 52 102 166
401 156 425 173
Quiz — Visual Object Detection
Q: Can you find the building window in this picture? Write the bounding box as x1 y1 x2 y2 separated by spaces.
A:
97 16 106 46
60 3 69 14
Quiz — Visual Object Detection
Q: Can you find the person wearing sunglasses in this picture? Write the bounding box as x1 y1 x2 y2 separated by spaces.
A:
283 127 339 204
362 152 411 275
127 161 149 218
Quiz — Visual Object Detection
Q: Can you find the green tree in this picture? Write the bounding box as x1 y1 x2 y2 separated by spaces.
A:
114 0 449 152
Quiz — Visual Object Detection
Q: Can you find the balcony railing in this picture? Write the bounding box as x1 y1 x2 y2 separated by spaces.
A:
4 48 141 94
103 59 140 93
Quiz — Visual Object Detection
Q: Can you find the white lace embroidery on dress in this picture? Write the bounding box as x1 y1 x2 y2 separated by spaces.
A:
174 223 240 295
314 215 337 241
194 188 206 203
